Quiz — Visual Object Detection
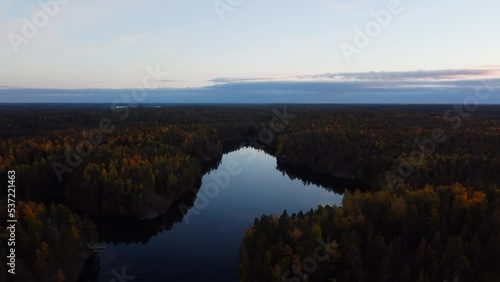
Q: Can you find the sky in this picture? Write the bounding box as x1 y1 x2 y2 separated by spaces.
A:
0 0 499 103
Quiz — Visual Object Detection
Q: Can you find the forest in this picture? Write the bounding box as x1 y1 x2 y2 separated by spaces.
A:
0 104 499 281
240 184 500 282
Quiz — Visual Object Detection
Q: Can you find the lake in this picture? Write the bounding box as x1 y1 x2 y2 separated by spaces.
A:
96 147 348 282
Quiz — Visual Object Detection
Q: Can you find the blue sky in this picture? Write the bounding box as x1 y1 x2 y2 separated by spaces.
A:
0 0 499 103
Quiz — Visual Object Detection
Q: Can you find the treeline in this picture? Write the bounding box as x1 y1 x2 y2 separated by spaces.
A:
0 105 280 280
276 105 500 191
0 201 98 282
241 184 500 282
63 126 217 218
241 105 500 281
1 104 499 281
0 105 280 218
0 116 226 218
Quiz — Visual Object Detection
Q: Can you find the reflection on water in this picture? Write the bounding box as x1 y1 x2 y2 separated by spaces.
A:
93 147 364 282
276 162 369 194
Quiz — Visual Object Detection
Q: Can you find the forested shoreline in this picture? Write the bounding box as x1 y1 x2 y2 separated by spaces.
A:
0 104 499 281
241 184 500 282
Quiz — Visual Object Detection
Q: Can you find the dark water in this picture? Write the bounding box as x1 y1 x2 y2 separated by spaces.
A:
95 147 350 282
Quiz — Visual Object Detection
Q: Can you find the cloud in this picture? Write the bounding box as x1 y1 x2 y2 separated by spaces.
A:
210 76 278 84
212 68 500 84
1 69 499 104
299 69 498 81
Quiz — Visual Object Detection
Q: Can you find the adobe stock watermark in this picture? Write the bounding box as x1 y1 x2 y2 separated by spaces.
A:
282 235 336 282
51 65 169 182
384 79 496 189
339 0 405 63
179 107 296 224
7 0 72 54
110 267 135 282
213 0 245 21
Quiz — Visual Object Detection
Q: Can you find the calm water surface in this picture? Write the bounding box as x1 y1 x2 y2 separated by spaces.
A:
97 147 344 282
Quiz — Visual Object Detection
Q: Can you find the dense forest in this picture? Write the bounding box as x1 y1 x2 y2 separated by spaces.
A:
0 104 499 281
240 184 500 282
0 201 98 282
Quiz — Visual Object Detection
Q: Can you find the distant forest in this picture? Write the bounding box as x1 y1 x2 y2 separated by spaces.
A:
0 104 499 281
